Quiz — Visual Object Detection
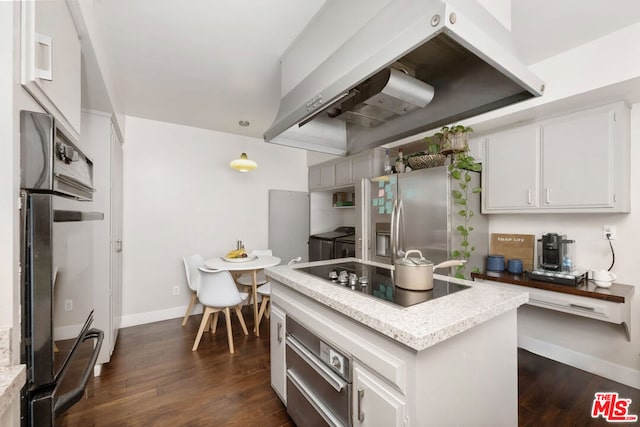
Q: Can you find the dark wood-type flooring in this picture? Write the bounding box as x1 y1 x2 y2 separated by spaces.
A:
57 308 639 426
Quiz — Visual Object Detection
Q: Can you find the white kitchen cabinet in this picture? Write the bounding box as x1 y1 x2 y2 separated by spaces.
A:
482 125 540 211
482 101 630 213
309 162 336 190
541 104 624 209
335 158 353 186
20 0 82 138
270 304 287 402
309 149 385 191
353 363 406 427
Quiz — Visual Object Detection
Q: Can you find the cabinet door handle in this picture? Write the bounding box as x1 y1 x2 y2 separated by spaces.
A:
527 189 533 205
35 33 53 81
545 188 551 204
277 322 283 343
569 303 596 311
357 387 365 422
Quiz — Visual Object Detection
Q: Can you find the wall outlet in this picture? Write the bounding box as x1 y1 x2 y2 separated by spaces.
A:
602 225 617 240
172 286 180 296
64 299 73 311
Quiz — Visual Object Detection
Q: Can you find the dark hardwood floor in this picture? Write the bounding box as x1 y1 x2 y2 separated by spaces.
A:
58 309 639 426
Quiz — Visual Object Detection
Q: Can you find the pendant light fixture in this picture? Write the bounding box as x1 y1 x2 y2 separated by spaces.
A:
230 152 257 172
230 120 258 172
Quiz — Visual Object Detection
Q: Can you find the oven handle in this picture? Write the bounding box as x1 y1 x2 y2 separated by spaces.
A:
286 335 347 393
287 369 344 427
53 327 104 416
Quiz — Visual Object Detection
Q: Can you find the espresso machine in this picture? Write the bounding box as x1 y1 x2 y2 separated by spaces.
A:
529 233 587 285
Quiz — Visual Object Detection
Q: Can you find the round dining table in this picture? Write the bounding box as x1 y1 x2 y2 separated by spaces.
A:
204 255 281 337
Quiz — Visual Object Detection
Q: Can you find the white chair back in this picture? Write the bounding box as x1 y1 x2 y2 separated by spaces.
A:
288 257 302 265
197 268 246 307
183 254 204 292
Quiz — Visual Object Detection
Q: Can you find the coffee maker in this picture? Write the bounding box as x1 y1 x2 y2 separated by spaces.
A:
539 233 567 271
529 232 586 285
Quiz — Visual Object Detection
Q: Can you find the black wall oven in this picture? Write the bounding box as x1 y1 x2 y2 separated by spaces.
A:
19 111 104 426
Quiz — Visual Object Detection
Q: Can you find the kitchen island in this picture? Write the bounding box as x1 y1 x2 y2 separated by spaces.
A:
265 258 528 427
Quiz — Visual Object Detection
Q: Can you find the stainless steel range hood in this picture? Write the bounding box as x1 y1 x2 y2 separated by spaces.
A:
264 1 545 156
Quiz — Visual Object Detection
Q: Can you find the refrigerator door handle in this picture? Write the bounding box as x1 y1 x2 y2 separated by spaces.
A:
396 199 404 257
390 198 398 265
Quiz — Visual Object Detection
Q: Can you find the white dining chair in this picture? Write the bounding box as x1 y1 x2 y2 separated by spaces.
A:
235 249 272 304
255 256 302 331
192 268 249 353
181 254 204 326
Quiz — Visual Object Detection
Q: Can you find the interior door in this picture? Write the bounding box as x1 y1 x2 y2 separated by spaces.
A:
269 190 309 263
109 124 123 351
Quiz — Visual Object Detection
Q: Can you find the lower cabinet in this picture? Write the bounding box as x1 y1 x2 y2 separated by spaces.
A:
270 304 287 402
353 363 406 427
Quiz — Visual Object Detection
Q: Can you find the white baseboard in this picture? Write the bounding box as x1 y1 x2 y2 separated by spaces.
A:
120 304 203 328
518 335 640 389
53 304 204 339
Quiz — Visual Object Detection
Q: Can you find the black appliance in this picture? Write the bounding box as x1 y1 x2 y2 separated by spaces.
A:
529 232 585 285
334 235 356 259
19 111 104 426
539 232 566 271
308 226 355 261
297 261 470 307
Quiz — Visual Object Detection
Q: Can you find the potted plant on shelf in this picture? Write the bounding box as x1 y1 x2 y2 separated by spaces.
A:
406 135 446 170
445 125 482 279
440 124 473 155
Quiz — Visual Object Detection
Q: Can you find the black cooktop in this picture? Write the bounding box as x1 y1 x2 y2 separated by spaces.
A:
296 261 470 307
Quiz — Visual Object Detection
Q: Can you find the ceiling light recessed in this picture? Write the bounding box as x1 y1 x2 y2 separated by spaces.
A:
238 120 250 127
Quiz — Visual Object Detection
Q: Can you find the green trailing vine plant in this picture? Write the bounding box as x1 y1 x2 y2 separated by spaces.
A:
444 125 482 279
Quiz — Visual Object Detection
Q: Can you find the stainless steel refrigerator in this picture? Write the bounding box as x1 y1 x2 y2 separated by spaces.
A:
356 166 488 275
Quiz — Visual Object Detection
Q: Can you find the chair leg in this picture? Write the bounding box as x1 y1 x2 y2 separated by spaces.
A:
182 292 197 326
192 307 212 351
224 307 234 354
265 298 271 319
257 296 269 330
211 312 219 333
234 305 249 336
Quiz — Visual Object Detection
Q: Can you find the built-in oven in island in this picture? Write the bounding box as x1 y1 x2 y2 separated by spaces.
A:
286 316 352 426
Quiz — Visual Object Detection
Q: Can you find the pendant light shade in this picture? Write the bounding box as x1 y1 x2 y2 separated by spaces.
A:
230 152 257 172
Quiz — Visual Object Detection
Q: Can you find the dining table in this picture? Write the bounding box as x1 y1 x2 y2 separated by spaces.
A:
204 254 281 337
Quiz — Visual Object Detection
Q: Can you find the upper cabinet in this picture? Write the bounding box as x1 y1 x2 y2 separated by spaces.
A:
482 125 540 211
482 102 630 214
309 149 384 191
21 0 82 138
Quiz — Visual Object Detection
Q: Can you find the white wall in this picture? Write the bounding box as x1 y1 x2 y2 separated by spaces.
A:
0 1 16 334
309 192 356 235
1 1 47 363
120 117 308 325
486 104 640 386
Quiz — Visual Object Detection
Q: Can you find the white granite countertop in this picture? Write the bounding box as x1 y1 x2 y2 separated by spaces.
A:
0 366 25 419
0 328 26 419
266 258 529 351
